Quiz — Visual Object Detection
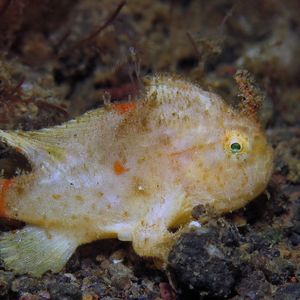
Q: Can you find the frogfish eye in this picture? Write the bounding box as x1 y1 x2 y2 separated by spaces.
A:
224 130 250 156
230 142 242 154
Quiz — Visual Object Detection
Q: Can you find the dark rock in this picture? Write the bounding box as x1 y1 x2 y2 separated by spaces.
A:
247 230 282 258
81 275 105 296
47 282 81 300
292 220 300 235
235 270 271 299
0 274 9 297
168 225 240 298
289 232 300 247
128 296 152 300
262 257 295 285
273 283 300 300
287 199 300 246
249 252 295 285
11 277 43 294
0 270 14 297
221 225 241 247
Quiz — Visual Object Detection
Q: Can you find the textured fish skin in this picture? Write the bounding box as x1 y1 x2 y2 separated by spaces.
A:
0 75 273 275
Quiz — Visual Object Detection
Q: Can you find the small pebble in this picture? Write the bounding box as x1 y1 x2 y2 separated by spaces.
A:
82 293 100 300
188 220 202 229
64 273 77 282
110 249 126 262
111 274 132 290
37 290 51 300
100 259 111 269
19 293 39 300
95 254 106 263
159 282 176 300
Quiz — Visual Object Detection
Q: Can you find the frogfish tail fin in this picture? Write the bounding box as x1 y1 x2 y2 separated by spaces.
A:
0 225 79 276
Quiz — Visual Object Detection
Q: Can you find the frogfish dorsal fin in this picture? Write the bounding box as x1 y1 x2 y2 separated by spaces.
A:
0 108 106 168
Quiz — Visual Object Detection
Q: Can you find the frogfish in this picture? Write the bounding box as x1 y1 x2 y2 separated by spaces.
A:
0 75 273 276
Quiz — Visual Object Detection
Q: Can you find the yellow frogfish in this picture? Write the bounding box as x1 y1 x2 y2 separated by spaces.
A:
0 75 273 276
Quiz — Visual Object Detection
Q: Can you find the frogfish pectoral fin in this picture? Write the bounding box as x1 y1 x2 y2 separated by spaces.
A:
0 225 79 276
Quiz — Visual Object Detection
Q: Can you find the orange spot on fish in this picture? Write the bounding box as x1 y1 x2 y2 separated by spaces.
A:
0 179 13 217
113 102 136 115
113 160 129 175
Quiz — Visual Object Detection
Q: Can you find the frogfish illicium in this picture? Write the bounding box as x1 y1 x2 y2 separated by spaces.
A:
0 75 273 276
